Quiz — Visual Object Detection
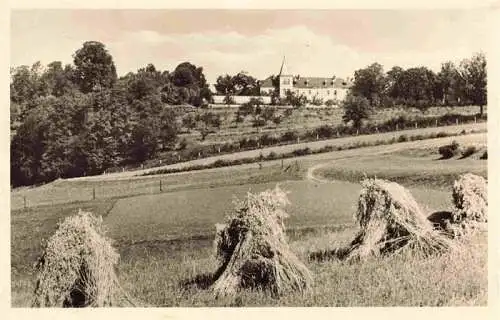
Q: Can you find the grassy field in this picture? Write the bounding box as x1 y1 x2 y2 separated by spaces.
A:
112 230 486 307
10 129 488 307
316 154 487 190
103 180 451 245
11 163 302 210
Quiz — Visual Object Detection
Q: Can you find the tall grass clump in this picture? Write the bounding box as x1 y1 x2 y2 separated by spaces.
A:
32 210 133 307
312 179 455 262
448 173 487 236
211 186 313 298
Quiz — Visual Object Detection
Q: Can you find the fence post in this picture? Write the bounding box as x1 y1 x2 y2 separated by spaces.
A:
93 187 96 200
396 124 398 131
297 137 300 144
281 159 284 169
316 133 319 140
474 116 477 123
456 118 458 126
415 122 417 129
160 180 162 192
24 196 27 209
178 154 181 161
356 129 359 135
336 131 339 137
435 119 438 127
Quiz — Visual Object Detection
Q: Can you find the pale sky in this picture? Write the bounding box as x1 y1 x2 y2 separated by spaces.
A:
10 10 492 84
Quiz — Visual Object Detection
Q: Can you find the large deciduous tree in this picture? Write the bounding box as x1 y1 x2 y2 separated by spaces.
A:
169 62 211 106
214 74 234 95
73 41 117 93
351 63 387 107
459 52 487 115
41 61 78 97
342 93 372 129
396 67 439 111
437 61 461 105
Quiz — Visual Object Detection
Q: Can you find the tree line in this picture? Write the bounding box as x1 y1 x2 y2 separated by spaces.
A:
342 53 487 128
10 41 211 187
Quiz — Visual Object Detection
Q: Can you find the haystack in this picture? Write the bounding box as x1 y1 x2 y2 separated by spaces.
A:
449 173 487 235
211 186 313 298
32 210 131 307
341 178 454 261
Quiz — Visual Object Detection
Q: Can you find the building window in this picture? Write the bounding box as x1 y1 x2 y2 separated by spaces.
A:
334 90 337 95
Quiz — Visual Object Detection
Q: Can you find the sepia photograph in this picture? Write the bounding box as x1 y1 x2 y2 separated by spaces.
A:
9 8 490 308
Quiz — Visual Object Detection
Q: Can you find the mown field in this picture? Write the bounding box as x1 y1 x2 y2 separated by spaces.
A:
10 130 488 307
315 147 487 190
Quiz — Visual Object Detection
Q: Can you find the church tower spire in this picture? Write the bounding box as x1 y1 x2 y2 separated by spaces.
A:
278 55 289 76
277 56 292 98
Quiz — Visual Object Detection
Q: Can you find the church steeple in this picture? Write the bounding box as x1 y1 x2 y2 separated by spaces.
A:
278 56 290 76
278 56 293 98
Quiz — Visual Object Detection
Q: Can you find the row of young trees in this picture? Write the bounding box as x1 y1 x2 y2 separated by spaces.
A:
10 41 211 187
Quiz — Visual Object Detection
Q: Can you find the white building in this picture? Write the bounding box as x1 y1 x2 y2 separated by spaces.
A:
259 58 353 104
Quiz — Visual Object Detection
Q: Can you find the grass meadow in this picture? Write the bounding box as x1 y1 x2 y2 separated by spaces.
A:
10 129 488 307
315 152 487 191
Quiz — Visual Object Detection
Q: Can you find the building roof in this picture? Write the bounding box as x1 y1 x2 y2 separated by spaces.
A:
258 76 352 89
258 76 274 88
292 76 352 89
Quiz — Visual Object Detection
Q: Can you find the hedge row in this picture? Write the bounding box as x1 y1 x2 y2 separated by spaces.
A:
108 112 486 174
142 129 472 177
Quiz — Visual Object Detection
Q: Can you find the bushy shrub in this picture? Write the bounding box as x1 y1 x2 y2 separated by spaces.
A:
213 159 229 167
438 141 461 159
259 134 279 147
177 138 188 150
397 134 408 143
292 147 312 156
461 146 477 158
280 131 299 143
324 99 336 107
266 151 278 160
239 137 259 149
252 118 266 127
